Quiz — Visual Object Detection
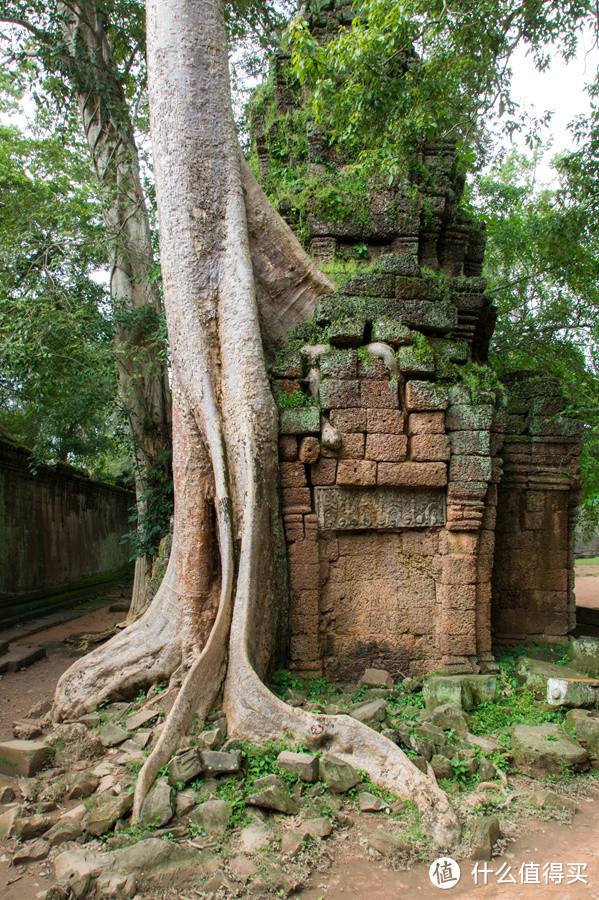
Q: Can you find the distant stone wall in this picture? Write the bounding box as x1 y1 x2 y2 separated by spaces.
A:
0 438 134 597
575 528 599 559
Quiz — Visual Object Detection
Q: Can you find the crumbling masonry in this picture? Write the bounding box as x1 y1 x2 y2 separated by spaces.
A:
251 0 583 679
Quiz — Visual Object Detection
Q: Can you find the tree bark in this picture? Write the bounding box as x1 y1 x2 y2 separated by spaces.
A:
54 0 460 848
59 0 172 616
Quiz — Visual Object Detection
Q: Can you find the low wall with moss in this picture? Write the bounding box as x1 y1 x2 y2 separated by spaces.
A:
0 437 134 601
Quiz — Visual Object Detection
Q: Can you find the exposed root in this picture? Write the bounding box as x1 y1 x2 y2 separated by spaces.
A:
53 552 183 721
223 662 461 848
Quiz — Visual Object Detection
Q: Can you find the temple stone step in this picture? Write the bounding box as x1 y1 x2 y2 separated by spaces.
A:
0 644 46 674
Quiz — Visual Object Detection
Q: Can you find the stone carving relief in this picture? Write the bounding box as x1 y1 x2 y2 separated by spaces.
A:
314 487 446 530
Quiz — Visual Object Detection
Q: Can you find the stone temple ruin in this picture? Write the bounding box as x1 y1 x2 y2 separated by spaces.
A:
251 0 583 681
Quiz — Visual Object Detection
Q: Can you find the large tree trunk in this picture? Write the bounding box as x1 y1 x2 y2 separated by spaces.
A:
59 1 172 616
54 0 460 848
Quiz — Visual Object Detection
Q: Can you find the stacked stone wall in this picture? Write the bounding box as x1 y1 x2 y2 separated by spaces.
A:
0 438 134 600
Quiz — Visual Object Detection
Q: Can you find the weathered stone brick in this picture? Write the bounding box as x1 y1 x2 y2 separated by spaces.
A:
436 584 477 609
338 433 366 459
280 407 321 434
311 458 337 485
445 405 494 431
371 318 412 346
278 435 298 461
319 379 360 409
281 486 311 513
328 318 366 346
396 347 436 377
330 408 367 432
441 555 478 585
408 412 446 434
299 437 320 464
402 532 439 556
319 349 357 379
304 514 318 541
449 456 492 483
440 634 477 656
449 431 491 456
280 462 307 486
377 461 447 488
360 380 399 408
405 381 449 411
288 560 319 591
357 352 388 379
409 434 451 461
367 408 405 434
365 433 408 462
283 514 304 543
337 460 377 486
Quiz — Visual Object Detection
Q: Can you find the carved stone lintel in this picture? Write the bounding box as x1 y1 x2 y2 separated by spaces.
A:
314 486 446 531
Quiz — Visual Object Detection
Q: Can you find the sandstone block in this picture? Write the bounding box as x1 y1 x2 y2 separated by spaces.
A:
190 799 232 836
319 349 357 379
359 668 394 688
445 405 493 431
83 792 134 837
408 411 445 434
311 458 337 485
449 455 492 483
365 433 408 461
511 724 589 777
371 318 412 346
319 753 360 793
276 750 319 782
279 435 298 461
168 748 203 786
405 381 449 411
299 436 320 464
0 739 49 776
330 408 367 432
358 791 389 811
138 777 173 829
357 351 388 379
350 699 388 725
409 434 450 461
280 461 308 486
246 782 299 814
361 380 399 408
337 459 377 486
281 486 311 513
283 513 304 542
441 555 478 585
200 750 242 776
280 407 321 434
448 430 491 456
377 461 447 488
470 815 500 861
396 347 435 377
319 379 360 408
366 408 404 433
335 432 365 458
328 318 366 346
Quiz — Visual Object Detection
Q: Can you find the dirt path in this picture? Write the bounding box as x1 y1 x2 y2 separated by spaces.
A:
575 563 599 611
298 797 599 898
0 604 126 742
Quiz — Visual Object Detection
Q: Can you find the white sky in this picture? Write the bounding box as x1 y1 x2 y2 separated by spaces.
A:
504 28 599 184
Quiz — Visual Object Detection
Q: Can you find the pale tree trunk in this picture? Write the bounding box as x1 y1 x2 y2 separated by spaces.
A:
59 1 172 617
53 0 460 848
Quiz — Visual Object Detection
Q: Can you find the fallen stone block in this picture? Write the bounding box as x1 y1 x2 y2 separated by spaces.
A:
530 789 577 814
515 657 581 695
124 708 160 731
511 724 589 776
350 699 388 725
570 635 599 678
319 753 361 793
368 828 410 854
359 668 394 688
13 838 50 863
45 819 85 847
0 739 50 776
470 815 500 861
358 791 389 812
168 748 202 787
190 799 232 836
138 777 173 829
547 676 599 708
83 791 134 837
13 813 53 840
246 782 299 815
239 820 274 853
199 750 241 776
423 675 497 712
276 750 319 783
0 804 19 837
98 724 131 748
565 708 599 756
